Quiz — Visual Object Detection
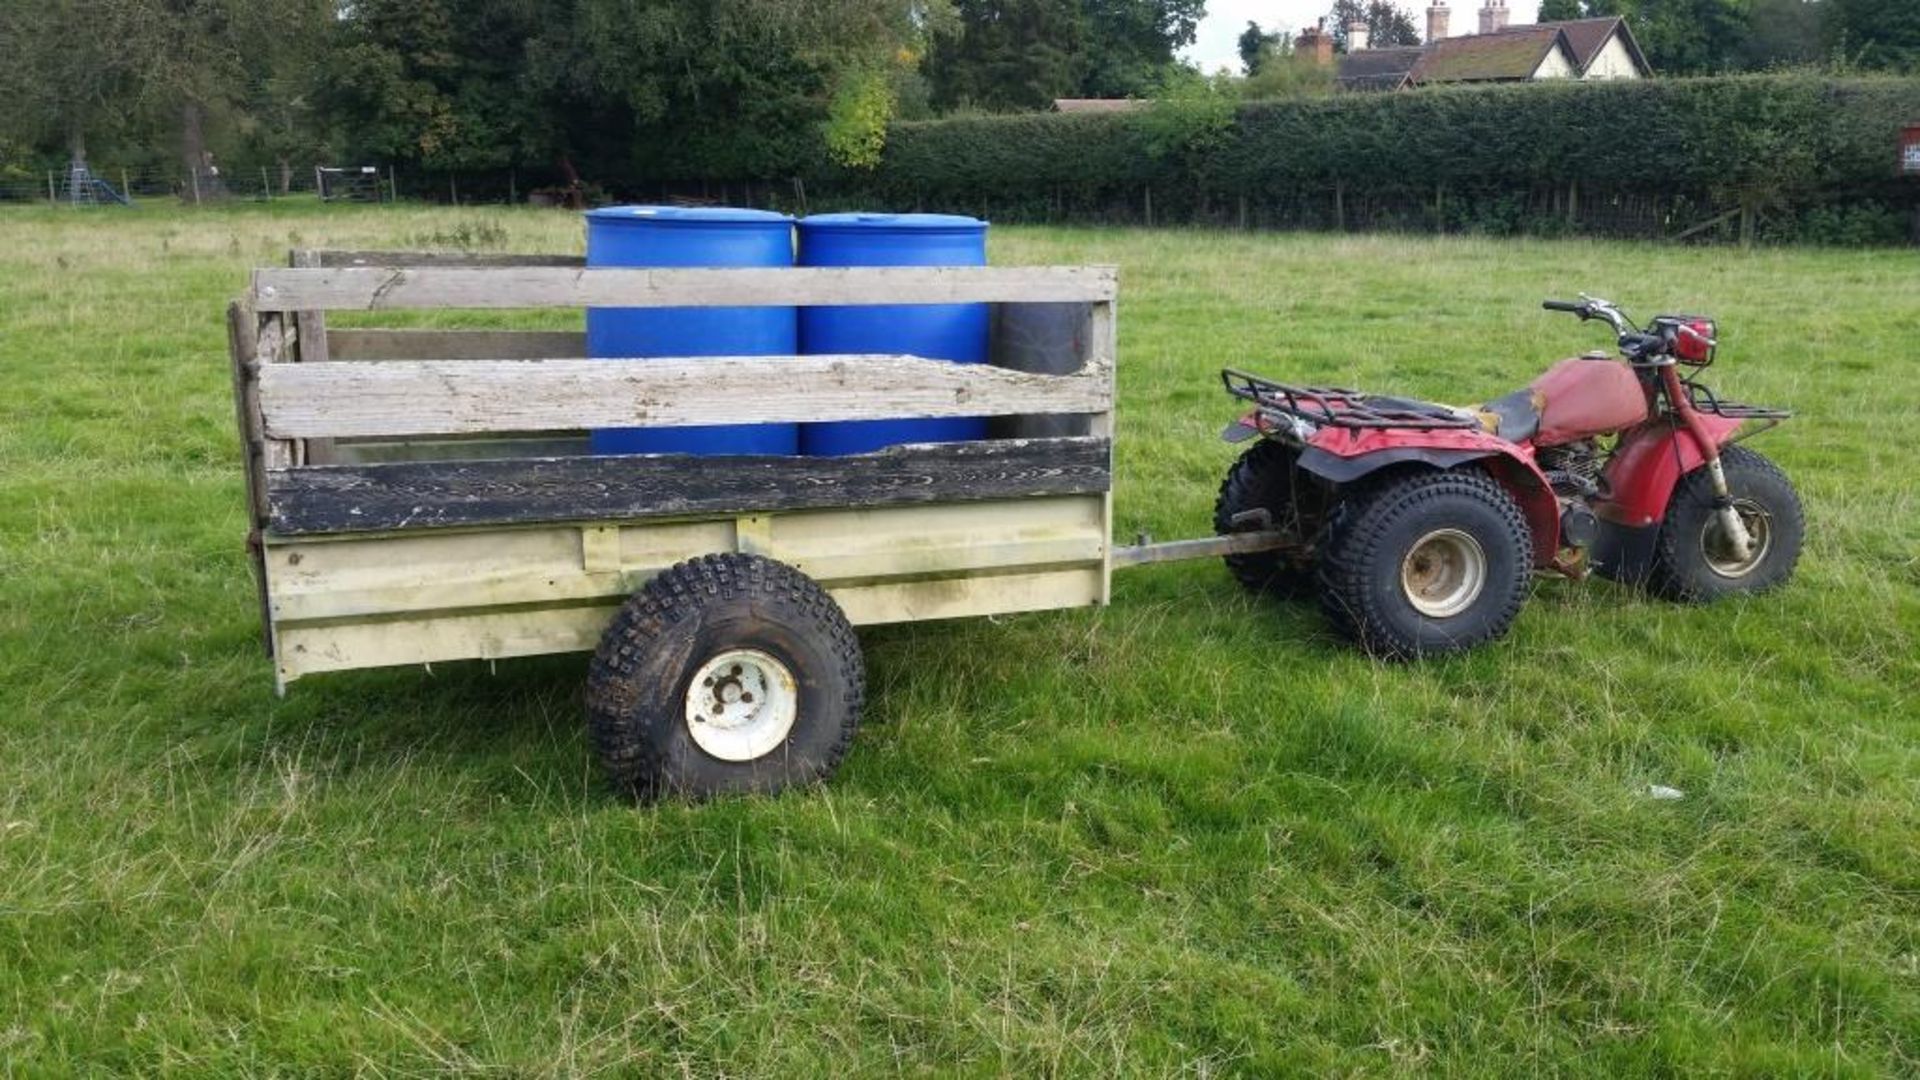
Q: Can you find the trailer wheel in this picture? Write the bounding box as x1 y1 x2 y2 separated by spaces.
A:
1317 469 1532 659
586 553 864 800
1214 440 1318 597
1646 445 1803 603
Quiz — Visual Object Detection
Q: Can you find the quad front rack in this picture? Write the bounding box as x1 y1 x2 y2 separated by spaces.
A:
1682 380 1793 422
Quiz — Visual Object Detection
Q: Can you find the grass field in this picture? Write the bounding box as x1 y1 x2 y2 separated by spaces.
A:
1 200 1916 1075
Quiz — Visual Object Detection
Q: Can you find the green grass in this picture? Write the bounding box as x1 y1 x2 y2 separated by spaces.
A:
1 201 1916 1075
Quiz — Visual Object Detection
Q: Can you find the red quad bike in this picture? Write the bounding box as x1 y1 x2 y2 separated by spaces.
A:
1214 295 1804 658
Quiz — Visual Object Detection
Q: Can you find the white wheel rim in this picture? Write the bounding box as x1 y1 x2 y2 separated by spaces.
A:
1400 528 1488 618
684 648 799 762
1702 498 1773 579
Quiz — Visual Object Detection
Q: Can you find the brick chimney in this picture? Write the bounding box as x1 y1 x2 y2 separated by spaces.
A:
1427 2 1450 42
1347 18 1370 52
1296 19 1333 66
1478 0 1509 34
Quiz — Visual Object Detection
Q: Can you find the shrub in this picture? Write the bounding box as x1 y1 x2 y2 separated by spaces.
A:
816 74 1920 242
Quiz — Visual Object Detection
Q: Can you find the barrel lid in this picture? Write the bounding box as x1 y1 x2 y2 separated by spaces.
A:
585 205 792 226
798 212 986 232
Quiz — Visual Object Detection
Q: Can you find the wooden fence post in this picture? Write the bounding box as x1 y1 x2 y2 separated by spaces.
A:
1335 181 1346 232
1144 187 1153 228
47 170 55 205
261 166 272 200
121 168 132 203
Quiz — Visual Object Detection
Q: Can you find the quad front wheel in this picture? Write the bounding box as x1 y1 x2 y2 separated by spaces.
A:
1317 470 1534 659
586 553 865 800
1646 445 1804 602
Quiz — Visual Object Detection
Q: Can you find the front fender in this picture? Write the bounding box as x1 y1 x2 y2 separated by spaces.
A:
1299 428 1561 566
1599 414 1746 527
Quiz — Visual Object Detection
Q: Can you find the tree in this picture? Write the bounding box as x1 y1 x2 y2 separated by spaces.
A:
1560 0 1751 74
1239 21 1282 74
1081 0 1206 96
0 0 331 194
927 0 1204 110
0 0 162 167
1736 0 1825 69
1537 0 1585 19
1828 0 1920 70
1241 45 1336 99
327 0 562 175
926 0 1085 111
1327 1 1422 51
528 0 924 179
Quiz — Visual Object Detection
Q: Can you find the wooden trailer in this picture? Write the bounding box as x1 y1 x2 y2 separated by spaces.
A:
230 250 1277 797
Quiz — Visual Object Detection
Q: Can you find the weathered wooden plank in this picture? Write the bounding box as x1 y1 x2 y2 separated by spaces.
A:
251 265 1119 312
265 496 1107 681
228 298 266 523
269 530 1102 622
274 565 1103 681
257 354 1113 439
288 250 332 364
265 436 1112 535
328 434 590 465
1089 298 1118 604
326 328 587 361
254 313 296 470
289 251 338 465
305 250 585 269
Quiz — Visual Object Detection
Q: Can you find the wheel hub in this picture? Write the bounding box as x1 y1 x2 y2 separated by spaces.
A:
684 648 798 762
1400 528 1488 618
1702 498 1772 578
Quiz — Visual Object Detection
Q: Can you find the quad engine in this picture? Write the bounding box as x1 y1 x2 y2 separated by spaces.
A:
1538 440 1606 550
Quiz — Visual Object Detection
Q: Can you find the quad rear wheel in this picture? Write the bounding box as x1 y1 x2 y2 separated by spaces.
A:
586 553 864 800
1317 469 1533 659
1214 440 1321 597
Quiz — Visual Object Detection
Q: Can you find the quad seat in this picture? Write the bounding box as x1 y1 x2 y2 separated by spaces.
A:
1474 388 1542 443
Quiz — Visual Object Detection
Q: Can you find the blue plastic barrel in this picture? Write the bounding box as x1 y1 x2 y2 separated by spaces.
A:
585 205 797 455
796 213 989 456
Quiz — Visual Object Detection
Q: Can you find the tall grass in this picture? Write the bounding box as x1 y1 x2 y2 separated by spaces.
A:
0 201 1914 1074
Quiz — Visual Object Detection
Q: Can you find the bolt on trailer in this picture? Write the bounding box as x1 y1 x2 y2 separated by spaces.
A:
229 250 1287 798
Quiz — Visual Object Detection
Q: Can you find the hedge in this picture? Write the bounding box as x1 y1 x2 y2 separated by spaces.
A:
816 75 1920 241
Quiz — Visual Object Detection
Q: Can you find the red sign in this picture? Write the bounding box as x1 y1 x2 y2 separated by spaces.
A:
1904 124 1920 176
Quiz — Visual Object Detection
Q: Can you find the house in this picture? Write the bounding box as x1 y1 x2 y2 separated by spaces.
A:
1325 5 1651 93
1052 99 1150 114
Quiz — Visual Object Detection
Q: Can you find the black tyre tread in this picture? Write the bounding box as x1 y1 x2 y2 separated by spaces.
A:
1646 445 1803 603
585 553 864 799
1316 469 1533 659
1213 440 1311 596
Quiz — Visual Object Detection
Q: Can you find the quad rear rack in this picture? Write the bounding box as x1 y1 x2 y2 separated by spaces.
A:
1222 368 1482 431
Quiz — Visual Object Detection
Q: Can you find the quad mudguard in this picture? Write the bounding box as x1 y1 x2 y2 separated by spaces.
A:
1588 413 1745 583
1279 424 1563 565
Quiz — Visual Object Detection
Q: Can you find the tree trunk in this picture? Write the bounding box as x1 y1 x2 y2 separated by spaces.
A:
180 101 225 201
279 157 292 195
68 123 87 167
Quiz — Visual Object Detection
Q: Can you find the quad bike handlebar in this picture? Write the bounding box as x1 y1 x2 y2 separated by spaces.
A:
1543 295 1669 365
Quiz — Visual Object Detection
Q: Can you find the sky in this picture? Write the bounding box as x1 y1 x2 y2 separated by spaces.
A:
1183 0 1546 74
